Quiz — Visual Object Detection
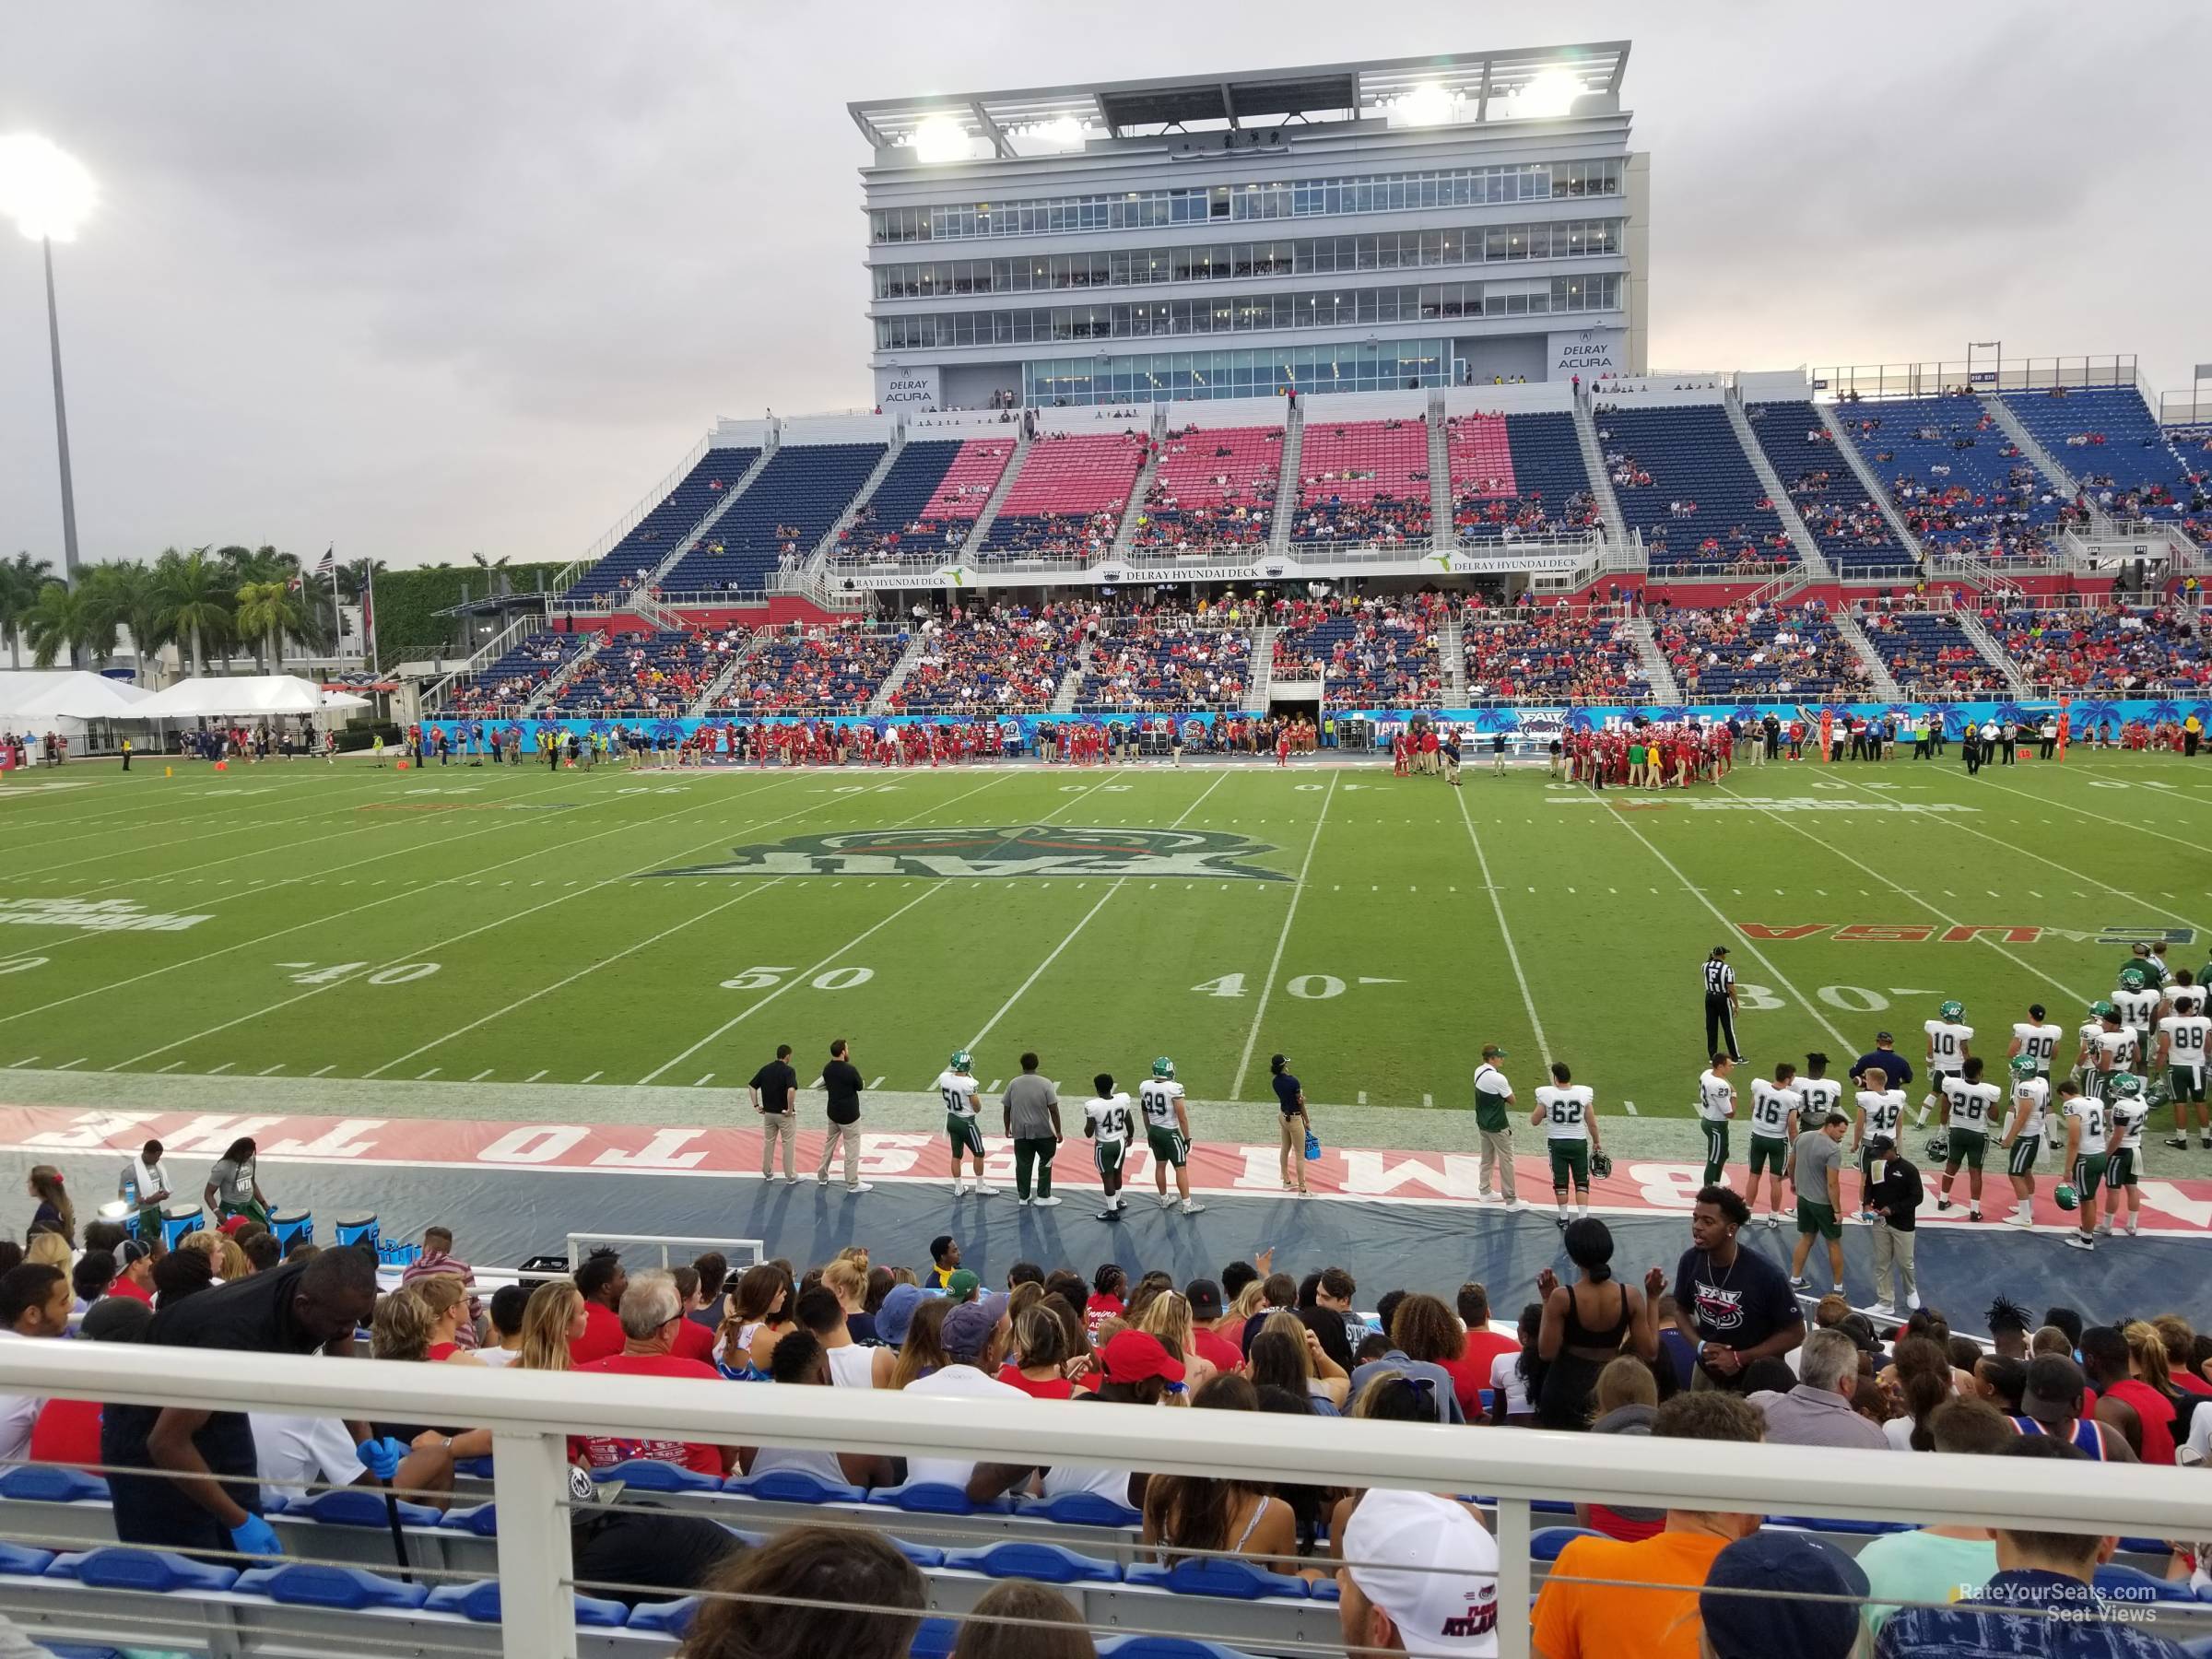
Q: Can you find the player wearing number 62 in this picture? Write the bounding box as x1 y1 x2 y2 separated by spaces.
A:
1531 1063 1599 1227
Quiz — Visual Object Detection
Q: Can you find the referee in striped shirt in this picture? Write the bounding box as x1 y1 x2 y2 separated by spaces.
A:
1704 946 1743 1063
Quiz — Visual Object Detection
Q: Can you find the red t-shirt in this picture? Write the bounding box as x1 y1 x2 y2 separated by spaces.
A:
996 1366 1075 1401
1444 1332 1523 1418
569 1301 625 1366
428 1342 459 1362
106 1278 153 1306
29 1398 101 1470
2171 1372 2212 1399
670 1319 718 1367
1084 1294 1124 1336
1192 1326 1243 1376
576 1353 729 1474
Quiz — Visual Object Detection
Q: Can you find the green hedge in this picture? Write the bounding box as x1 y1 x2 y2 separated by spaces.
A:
371 563 568 663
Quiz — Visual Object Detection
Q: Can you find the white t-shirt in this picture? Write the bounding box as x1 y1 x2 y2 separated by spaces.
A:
2159 1015 2212 1074
826 1344 876 1389
124 1157 171 1205
0 1334 40 1465
1474 1065 1513 1114
2008 1077 2051 1142
1041 1457 1134 1506
901 1366 1029 1489
748 1443 851 1486
251 1413 367 1508
1138 1078 1184 1131
1084 1093 1134 1144
1857 1088 1905 1141
474 1347 521 1369
1488 1350 1530 1417
1535 1084 1594 1142
935 1071 981 1119
2011 1023 2064 1073
1941 1077 2002 1135
2114 988 2161 1035
1696 1070 1735 1123
1924 1019 1972 1071
1747 1080 1801 1140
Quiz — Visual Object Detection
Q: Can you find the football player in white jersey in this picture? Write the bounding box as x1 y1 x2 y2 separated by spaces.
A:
1082 1072 1135 1221
2100 1073 2149 1239
2006 1003 2065 1080
2088 1006 2140 1100
1853 1064 1907 1221
2156 993 2212 1150
1921 1000 1973 1127
1744 1062 1803 1230
1997 1054 2052 1228
1138 1057 1203 1216
2165 970 2206 1020
935 1050 996 1196
1695 1053 1736 1189
1532 1061 1600 1224
1934 1055 2003 1221
1794 1053 1844 1130
2072 1003 2112 1094
2112 966 2162 1050
2058 1081 2106 1253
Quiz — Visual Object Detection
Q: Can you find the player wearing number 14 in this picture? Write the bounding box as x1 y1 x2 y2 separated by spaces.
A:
1532 1063 1601 1225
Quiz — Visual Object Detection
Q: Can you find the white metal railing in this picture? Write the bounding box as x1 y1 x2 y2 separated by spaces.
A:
554 435 713 603
564 1232 763 1271
0 1341 2207 1659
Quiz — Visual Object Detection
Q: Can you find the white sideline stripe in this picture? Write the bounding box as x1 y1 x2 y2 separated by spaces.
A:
1232 771 1339 1099
5 773 395 871
1 774 806 1030
105 780 829 1070
1599 801 1854 1052
1454 780 1548 1057
964 771 1230 1054
360 881 786 1078
635 770 1022 1086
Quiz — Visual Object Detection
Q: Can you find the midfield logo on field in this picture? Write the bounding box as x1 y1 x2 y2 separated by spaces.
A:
1735 922 2195 947
648 826 1292 882
0 899 212 933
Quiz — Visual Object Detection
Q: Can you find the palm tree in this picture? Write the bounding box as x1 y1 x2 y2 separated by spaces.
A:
24 580 116 669
470 552 512 598
235 580 311 672
0 554 53 670
83 561 171 683
154 546 235 677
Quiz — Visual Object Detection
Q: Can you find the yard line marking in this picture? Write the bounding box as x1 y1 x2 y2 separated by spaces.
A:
1975 770 2212 853
1422 1093 1434 1108
525 1069 547 1083
158 1061 186 1074
1358 1090 1369 1104
417 1068 441 1080
53 1057 86 1071
694 1074 714 1088
258 1064 286 1077
871 1077 886 1088
1233 771 1340 1099
470 1069 494 1082
986 1079 1003 1092
207 1062 234 1075
1454 779 1548 1058
311 1065 335 1077
581 1071 603 1084
5 1058 36 1070
1623 1100 1639 1115
359 881 785 1078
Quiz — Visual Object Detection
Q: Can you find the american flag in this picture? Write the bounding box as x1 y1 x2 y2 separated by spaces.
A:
313 546 335 575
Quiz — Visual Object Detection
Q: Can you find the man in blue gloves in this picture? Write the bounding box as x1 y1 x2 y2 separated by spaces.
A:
101 1245 382 1561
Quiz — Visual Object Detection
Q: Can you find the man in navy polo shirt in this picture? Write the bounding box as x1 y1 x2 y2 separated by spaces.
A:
1271 1053 1311 1195
1851 1030 1914 1094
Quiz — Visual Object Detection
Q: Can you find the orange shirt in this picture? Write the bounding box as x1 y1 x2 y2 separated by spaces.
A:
1531 1529 1730 1659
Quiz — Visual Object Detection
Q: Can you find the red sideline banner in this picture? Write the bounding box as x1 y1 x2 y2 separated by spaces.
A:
8 1107 2212 1233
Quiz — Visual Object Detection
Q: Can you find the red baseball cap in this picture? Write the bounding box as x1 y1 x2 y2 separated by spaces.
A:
1100 1329 1185 1386
217 1216 252 1237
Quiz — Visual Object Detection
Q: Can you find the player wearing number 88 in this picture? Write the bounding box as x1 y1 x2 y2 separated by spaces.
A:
1531 1063 1599 1227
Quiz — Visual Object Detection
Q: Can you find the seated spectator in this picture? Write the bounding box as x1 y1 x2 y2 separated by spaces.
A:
107 1239 157 1305
900 1295 1022 1490
1143 1371 1300 1568
570 1249 628 1365
952 1579 1098 1659
152 1245 215 1310
1248 1312 1349 1414
739 1329 900 1488
520 1280 588 1372
1530 1392 1767 1659
1338 1488 1500 1659
1748 1327 1888 1449
1856 1398 2010 1632
0 1262 72 1462
475 1283 528 1367
411 1274 485 1364
1700 1532 1869 1659
576 1271 733 1476
1349 1292 1468 1425
30 1295 150 1468
718 1263 797 1379
400 1225 481 1348
70 1249 116 1311
677 1525 924 1659
1576 1355 1665 1541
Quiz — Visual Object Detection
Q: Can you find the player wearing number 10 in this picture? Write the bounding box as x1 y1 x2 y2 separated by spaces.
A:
1532 1063 1600 1226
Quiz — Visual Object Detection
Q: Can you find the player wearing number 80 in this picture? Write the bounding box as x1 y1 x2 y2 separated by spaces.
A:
1532 1063 1599 1226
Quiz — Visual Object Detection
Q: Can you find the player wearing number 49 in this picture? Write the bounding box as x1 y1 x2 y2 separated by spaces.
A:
1532 1063 1602 1226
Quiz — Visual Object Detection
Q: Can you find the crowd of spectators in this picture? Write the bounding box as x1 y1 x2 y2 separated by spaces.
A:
552 628 744 716
1077 612 1252 712
443 633 585 717
1270 594 1443 705
1292 418 1433 546
1460 604 1650 704
1127 425 1282 553
888 606 1074 714
716 625 911 713
1990 605 2211 694
1653 603 1868 700
1853 608 2009 698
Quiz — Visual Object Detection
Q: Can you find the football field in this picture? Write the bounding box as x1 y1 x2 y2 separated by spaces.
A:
4 748 2209 1122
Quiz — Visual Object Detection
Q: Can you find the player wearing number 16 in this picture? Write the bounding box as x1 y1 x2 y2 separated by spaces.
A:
1532 1063 1599 1226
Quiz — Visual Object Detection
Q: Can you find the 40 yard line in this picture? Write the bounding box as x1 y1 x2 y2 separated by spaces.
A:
1231 771 1338 1099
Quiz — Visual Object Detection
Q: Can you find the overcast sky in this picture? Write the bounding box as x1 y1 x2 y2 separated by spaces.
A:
2 0 2206 572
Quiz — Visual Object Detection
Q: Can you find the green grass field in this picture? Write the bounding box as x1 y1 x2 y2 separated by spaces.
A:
4 749 2209 1116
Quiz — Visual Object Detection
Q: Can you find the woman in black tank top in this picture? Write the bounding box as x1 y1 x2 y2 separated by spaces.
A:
1534 1218 1661 1430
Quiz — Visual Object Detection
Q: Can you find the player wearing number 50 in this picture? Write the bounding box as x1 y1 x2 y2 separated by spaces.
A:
1531 1063 1600 1226
936 1051 997 1198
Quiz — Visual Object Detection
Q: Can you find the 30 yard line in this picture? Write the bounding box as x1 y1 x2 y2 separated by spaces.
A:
1454 778 1547 1057
1231 771 1339 1098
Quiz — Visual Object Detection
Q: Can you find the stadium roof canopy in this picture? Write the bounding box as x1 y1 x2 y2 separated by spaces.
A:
851 42 1630 159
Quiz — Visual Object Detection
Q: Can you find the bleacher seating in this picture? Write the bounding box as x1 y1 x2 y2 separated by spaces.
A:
1992 606 2211 693
1652 602 1867 699
547 629 725 715
1271 596 1441 705
1742 402 1907 573
1830 394 2072 559
1077 615 1252 712
1593 405 1794 574
441 631 590 716
981 432 1146 561
715 625 910 712
2002 386 2209 524
1129 427 1281 552
662 442 887 594
1446 413 1598 543
1291 419 1432 546
888 610 1073 713
1459 606 1648 703
841 439 1018 564
1855 609 2008 697
565 448 759 605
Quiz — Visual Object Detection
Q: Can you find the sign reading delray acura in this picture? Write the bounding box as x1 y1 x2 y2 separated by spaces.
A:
876 367 941 410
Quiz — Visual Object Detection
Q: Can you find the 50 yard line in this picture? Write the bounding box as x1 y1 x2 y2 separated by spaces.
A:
1230 770 1338 1099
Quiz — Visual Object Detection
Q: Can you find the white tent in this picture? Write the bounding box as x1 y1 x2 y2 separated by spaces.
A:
0 671 155 720
129 675 336 718
321 689 371 712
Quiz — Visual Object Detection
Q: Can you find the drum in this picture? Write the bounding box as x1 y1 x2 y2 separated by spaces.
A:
271 1207 314 1254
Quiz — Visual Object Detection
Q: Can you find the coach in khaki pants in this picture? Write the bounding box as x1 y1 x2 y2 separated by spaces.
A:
1475 1045 1520 1207
750 1043 800 1182
1864 1135 1922 1314
816 1039 872 1194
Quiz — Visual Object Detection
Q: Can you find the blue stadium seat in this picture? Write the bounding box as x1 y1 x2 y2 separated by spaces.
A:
1099 1641 1264 1659
236 1562 429 1610
865 1481 1015 1517
283 1487 447 1528
625 1595 700 1636
725 1468 866 1504
1017 1491 1143 1529
665 442 888 595
1124 1559 1310 1601
455 1455 496 1480
2002 387 2203 522
941 1541 1120 1584
1830 394 2068 558
2121 1538 2175 1559
1308 1575 1339 1602
0 1465 108 1503
1768 1516 1913 1537
911 1617 960 1659
890 1539 947 1570
426 1576 630 1626
1856 609 2009 697
1742 401 1904 573
46 1547 238 1593
568 448 762 604
45 1648 124 1659
441 1500 499 1535
1594 404 1794 574
1531 1526 1600 1562
1450 411 1598 545
0 1544 54 1576
2094 1563 2196 1604
594 1458 724 1494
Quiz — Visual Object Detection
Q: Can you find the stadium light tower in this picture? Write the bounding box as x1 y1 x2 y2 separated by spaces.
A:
0 135 97 582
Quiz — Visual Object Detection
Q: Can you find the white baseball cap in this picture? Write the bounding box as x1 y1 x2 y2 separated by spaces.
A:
1341 1489 1500 1656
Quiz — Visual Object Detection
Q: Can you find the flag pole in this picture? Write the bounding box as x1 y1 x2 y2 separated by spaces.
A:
327 547 343 661
363 559 380 675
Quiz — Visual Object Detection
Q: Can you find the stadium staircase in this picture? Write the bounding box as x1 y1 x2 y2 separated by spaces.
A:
1111 413 1169 559
866 633 930 715
420 613 537 714
1244 626 1276 712
1571 394 1629 547
1979 395 2108 532
1439 613 1466 700
1427 409 1453 552
1053 632 1097 712
1956 607 2032 698
1725 393 1830 578
1626 618 1682 704
1267 404 1305 556
958 431 1031 559
796 434 906 588
687 631 771 716
571 447 771 614
1813 402 1928 561
1833 615 1904 700
521 635 606 714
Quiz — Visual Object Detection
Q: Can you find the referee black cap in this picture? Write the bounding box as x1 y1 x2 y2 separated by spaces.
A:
1711 945 1729 957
